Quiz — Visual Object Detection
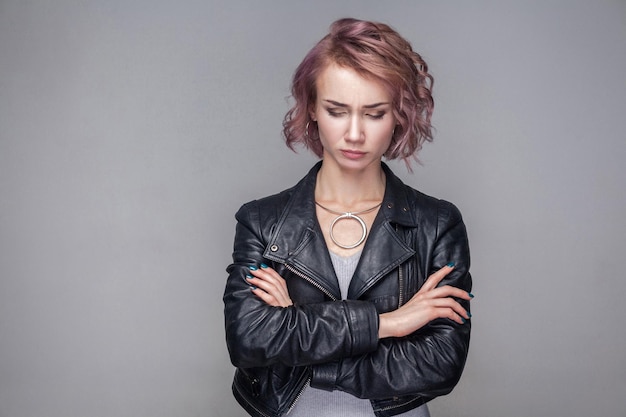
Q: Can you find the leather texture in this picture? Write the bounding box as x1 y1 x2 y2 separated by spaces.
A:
224 162 472 417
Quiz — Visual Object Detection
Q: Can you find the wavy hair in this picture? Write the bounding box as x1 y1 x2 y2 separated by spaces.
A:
283 18 434 166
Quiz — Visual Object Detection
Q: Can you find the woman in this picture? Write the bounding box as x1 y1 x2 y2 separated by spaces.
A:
224 18 472 417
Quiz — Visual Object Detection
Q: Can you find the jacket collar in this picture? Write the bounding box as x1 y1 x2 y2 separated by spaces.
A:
264 161 417 300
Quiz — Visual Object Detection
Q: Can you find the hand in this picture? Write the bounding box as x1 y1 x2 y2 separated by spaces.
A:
246 264 293 307
378 264 472 339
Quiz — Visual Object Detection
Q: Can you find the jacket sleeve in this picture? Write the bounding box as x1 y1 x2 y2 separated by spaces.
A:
310 200 472 400
223 201 379 369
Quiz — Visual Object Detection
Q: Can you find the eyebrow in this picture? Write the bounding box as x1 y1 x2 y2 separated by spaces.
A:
323 99 390 109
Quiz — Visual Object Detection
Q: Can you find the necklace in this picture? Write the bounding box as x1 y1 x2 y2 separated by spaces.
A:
315 201 382 249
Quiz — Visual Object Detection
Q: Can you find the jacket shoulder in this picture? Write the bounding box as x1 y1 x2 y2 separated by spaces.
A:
388 172 463 228
235 185 295 228
235 163 320 229
410 187 463 223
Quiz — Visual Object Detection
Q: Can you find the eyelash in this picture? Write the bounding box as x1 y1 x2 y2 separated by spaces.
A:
327 110 345 118
326 109 386 119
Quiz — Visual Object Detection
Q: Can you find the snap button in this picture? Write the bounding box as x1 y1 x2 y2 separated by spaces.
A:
386 203 393 209
270 244 279 252
402 207 408 212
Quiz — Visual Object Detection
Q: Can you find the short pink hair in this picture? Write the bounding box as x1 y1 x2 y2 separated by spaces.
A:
283 18 434 166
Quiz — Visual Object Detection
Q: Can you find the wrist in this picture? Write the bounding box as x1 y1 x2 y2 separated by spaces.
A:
378 313 395 339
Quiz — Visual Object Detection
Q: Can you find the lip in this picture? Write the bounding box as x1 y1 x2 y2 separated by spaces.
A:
341 149 367 160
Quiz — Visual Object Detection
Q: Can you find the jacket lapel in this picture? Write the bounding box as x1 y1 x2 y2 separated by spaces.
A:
347 211 415 299
263 163 341 300
348 164 419 299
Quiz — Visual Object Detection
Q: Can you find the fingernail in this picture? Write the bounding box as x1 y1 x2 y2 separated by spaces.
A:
245 275 253 280
446 262 455 268
248 265 258 271
461 318 466 324
468 292 474 298
468 312 472 318
260 263 268 269
249 285 257 290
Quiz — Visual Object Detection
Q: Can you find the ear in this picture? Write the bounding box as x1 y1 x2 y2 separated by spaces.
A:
309 109 317 122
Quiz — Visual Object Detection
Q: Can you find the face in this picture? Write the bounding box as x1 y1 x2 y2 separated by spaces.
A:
311 64 396 173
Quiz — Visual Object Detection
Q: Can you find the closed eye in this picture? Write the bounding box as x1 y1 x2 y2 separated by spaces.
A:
326 108 347 118
366 112 386 120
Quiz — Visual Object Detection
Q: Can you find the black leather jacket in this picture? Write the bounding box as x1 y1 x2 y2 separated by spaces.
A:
224 162 472 417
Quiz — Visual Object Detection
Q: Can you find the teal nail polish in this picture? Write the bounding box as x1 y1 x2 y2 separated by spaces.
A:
260 263 268 269
446 262 455 268
468 312 472 318
249 265 258 271
461 318 466 324
246 275 253 280
249 285 257 290
468 292 474 298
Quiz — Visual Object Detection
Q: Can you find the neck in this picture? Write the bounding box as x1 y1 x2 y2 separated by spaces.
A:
315 160 386 208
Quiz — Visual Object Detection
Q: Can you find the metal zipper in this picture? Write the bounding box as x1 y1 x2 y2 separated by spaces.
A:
283 263 337 301
396 224 405 307
285 375 312 415
398 263 405 307
375 395 423 413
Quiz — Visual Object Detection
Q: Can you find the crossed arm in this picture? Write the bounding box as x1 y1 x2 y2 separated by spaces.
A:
246 263 472 339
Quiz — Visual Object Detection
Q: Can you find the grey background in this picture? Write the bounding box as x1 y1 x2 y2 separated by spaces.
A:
1 1 625 416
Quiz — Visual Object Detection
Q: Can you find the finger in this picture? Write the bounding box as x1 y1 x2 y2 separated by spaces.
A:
419 263 455 292
428 298 471 321
259 266 291 300
246 267 293 307
403 295 470 322
249 280 293 307
433 306 468 325
249 265 283 283
247 275 291 304
250 287 282 307
423 285 473 301
250 267 291 301
247 265 280 284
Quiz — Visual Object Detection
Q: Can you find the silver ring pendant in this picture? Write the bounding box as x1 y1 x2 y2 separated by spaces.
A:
328 213 367 249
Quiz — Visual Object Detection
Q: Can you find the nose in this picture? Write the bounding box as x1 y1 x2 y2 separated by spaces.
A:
345 115 364 143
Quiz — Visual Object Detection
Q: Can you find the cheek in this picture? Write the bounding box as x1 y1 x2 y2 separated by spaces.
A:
317 118 343 139
371 124 395 143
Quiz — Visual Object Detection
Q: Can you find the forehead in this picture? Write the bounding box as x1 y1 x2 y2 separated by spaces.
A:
315 64 391 104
